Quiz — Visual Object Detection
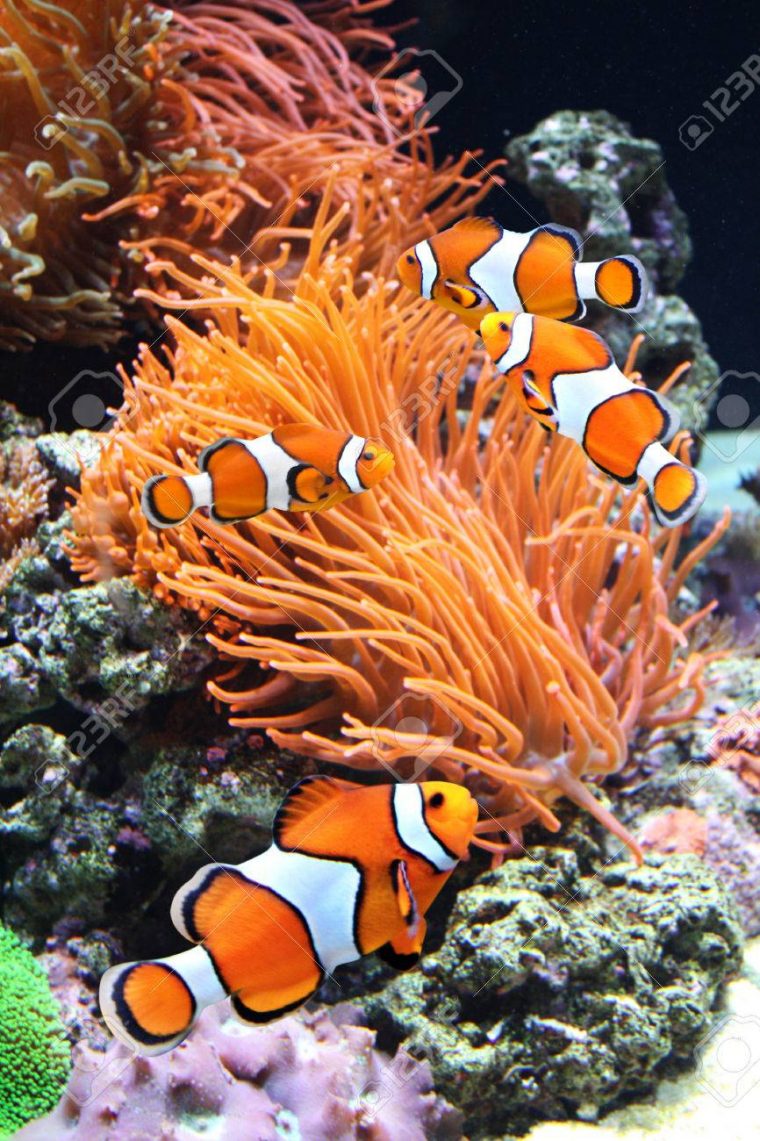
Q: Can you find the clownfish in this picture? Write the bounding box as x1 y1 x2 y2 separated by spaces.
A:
99 777 478 1055
141 424 394 528
397 217 647 330
480 311 707 528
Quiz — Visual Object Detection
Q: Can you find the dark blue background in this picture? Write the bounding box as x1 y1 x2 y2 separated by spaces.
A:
384 0 758 408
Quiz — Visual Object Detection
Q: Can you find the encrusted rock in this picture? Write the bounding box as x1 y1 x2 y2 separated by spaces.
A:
505 110 720 430
362 850 742 1137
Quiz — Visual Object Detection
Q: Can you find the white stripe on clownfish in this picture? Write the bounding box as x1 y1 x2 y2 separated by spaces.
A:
241 431 302 511
493 311 534 374
468 228 530 312
392 784 458 872
337 434 367 494
415 240 439 300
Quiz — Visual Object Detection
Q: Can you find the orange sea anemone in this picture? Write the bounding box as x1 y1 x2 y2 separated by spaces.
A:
67 200 729 858
0 436 52 598
0 0 496 349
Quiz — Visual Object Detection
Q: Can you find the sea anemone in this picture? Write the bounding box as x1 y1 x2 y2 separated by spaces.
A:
67 201 728 857
0 438 52 599
0 0 495 349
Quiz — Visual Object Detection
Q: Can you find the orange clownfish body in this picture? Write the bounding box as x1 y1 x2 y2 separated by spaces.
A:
141 424 394 528
99 777 478 1055
480 311 707 528
397 217 647 330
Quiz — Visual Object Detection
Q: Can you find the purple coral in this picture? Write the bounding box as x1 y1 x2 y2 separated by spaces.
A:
17 1003 462 1140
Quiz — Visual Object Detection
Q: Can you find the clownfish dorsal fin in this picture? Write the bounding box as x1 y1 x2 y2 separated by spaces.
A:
272 422 320 442
451 215 501 237
273 774 362 849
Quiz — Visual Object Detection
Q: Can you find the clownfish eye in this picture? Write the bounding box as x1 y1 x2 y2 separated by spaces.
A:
362 449 376 462
499 322 508 332
324 476 334 485
523 369 535 383
429 791 444 808
406 253 415 265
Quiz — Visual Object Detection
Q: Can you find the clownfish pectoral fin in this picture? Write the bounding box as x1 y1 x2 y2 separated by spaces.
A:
586 255 648 312
99 948 219 1056
289 464 331 505
142 473 205 529
273 774 362 851
639 442 708 527
375 917 428 972
441 280 484 310
391 858 420 929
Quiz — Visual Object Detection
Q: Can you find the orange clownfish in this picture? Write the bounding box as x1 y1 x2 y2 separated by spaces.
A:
99 777 478 1055
480 311 707 528
397 217 647 330
141 424 394 528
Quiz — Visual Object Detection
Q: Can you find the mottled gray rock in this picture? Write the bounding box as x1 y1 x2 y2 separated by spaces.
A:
362 850 743 1138
506 110 691 289
505 110 720 430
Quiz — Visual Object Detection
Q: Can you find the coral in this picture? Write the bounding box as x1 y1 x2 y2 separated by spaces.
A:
361 850 743 1137
739 466 760 506
708 701 760 791
139 738 304 875
522 940 760 1141
505 110 691 289
2 517 214 726
639 806 708 856
0 922 70 1135
0 437 52 598
17 1003 462 1140
505 110 720 430
65 227 728 858
0 0 494 348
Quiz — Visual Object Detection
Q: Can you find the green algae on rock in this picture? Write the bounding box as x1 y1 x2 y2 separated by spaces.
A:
362 850 742 1137
0 923 70 1136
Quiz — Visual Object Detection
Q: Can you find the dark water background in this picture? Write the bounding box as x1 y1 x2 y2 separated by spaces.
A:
386 0 759 416
4 1 757 429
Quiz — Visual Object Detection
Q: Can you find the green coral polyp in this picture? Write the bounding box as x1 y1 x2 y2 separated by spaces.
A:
0 924 70 1135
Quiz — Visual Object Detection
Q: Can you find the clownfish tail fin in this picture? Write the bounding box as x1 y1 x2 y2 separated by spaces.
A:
576 255 647 312
639 442 707 528
99 947 223 1056
141 473 212 529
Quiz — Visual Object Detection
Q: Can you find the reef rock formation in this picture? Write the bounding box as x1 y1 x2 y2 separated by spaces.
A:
506 110 720 430
362 850 743 1137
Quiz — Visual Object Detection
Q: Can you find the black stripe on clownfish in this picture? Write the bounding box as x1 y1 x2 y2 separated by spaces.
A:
99 778 478 1055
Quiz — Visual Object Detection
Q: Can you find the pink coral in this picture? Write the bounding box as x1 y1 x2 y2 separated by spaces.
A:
18 1003 462 1140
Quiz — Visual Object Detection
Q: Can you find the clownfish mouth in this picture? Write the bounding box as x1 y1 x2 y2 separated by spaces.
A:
370 450 395 482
